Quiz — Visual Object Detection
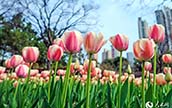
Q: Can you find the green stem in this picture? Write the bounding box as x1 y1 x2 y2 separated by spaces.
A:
14 79 20 100
127 75 130 108
25 63 33 84
153 45 157 102
118 51 123 108
61 54 73 108
85 53 92 108
141 61 145 108
48 62 54 103
53 61 59 82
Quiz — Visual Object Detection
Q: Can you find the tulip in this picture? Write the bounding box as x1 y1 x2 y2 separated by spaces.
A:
61 31 83 107
133 38 155 108
83 59 96 71
84 32 106 53
110 34 129 108
53 38 65 50
5 58 12 68
47 45 63 61
40 70 50 78
57 69 66 76
61 30 83 53
163 67 171 74
15 64 29 78
165 72 172 83
156 73 166 85
109 34 129 51
162 54 172 64
0 73 7 80
30 69 39 77
133 39 155 61
0 66 6 74
10 55 24 68
144 62 152 71
22 47 39 63
148 24 165 43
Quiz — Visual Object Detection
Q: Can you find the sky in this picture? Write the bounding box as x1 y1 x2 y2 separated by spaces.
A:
94 0 172 62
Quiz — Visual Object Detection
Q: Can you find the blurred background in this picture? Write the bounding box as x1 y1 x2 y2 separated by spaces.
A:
0 0 172 74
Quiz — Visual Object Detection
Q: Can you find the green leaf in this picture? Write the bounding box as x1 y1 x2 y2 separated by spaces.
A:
74 98 86 108
120 78 128 107
164 89 172 104
145 85 153 102
107 82 112 108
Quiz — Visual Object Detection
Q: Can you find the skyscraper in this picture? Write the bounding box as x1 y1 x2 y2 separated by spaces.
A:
138 17 148 39
155 7 172 54
101 46 119 62
127 52 134 67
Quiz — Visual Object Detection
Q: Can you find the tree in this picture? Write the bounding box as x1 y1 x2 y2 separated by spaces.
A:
100 57 129 73
0 13 46 66
14 0 99 47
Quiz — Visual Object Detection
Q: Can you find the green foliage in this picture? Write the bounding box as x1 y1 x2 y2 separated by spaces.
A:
100 57 129 72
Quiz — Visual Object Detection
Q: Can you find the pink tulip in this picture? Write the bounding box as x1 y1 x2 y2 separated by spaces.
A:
22 47 39 63
84 32 106 53
30 69 39 77
15 64 29 78
47 45 63 61
40 70 50 78
61 30 83 53
10 55 24 68
133 39 155 61
148 24 165 43
57 69 66 76
83 59 96 71
110 34 129 51
0 66 6 74
0 73 7 80
53 38 65 50
144 62 152 71
162 54 172 64
5 58 12 68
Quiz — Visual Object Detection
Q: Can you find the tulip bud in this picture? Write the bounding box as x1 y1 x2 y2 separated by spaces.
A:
110 34 129 51
165 72 172 82
15 64 29 78
22 47 39 63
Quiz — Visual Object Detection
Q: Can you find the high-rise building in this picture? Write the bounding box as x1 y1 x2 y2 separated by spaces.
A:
101 46 120 62
155 7 172 54
111 45 119 58
138 17 148 39
127 52 134 67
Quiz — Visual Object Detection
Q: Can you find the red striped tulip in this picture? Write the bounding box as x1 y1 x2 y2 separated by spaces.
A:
144 62 152 71
133 39 155 61
84 32 106 53
110 34 129 51
10 55 24 68
15 64 29 78
162 54 172 64
148 24 165 43
47 45 63 61
5 58 12 68
53 38 65 51
61 31 83 53
0 66 6 74
22 47 39 63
